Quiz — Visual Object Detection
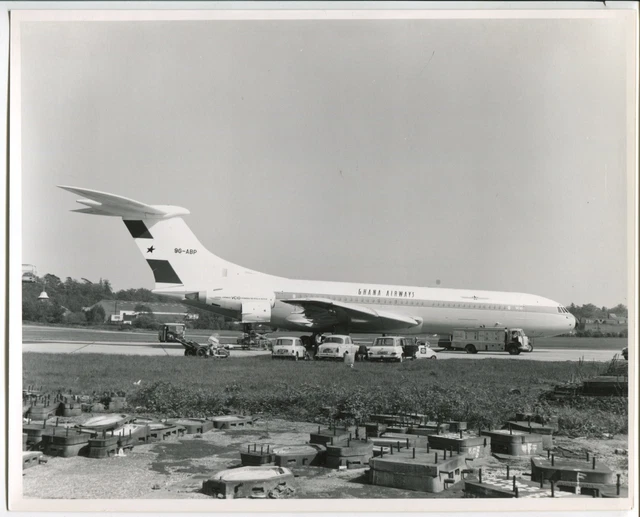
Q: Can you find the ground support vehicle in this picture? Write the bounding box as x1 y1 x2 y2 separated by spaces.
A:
315 335 359 360
412 342 438 360
271 337 307 360
451 328 531 355
158 323 186 343
368 336 410 362
166 332 229 358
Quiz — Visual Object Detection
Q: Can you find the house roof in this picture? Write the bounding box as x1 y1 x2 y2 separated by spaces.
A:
89 300 189 314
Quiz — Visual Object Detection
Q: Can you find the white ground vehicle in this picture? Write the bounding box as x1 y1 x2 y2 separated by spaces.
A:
368 336 409 362
413 341 438 360
271 337 307 360
451 328 531 355
315 335 359 360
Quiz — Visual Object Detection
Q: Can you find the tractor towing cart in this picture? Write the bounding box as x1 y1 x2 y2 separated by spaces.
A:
164 330 229 359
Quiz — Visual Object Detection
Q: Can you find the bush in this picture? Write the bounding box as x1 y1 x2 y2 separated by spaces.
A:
132 315 159 330
64 311 87 325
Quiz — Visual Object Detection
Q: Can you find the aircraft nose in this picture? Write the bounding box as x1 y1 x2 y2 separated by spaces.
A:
569 314 577 330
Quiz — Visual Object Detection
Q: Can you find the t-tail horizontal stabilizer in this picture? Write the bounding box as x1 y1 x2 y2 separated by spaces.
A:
58 185 190 219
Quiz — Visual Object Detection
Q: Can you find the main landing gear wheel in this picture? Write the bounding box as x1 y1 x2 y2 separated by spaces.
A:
465 344 477 354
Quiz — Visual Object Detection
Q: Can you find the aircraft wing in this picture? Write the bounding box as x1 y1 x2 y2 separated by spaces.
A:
281 297 420 330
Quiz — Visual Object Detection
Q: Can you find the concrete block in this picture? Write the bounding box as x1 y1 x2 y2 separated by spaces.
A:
503 421 554 449
241 444 275 466
427 434 492 459
166 418 215 434
408 423 450 436
23 423 55 450
108 396 127 410
444 421 467 432
481 430 544 456
370 448 467 478
309 427 350 446
114 423 151 444
273 444 326 467
364 422 387 438
325 440 374 469
326 440 373 457
531 457 615 485
202 466 295 499
370 414 399 424
582 376 628 396
81 414 134 432
147 423 185 441
325 454 370 469
27 404 58 420
22 451 44 470
87 443 134 459
57 402 82 417
44 441 90 458
209 415 254 430
372 433 427 450
369 450 467 493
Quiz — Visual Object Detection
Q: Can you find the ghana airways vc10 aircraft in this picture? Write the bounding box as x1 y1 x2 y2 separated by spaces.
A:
60 186 577 345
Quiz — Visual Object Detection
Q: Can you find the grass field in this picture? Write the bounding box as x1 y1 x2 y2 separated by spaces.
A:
23 352 628 438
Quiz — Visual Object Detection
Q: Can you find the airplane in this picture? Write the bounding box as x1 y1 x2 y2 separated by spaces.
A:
59 186 577 347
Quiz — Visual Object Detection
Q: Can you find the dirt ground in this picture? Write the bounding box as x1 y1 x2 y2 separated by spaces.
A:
22 416 629 500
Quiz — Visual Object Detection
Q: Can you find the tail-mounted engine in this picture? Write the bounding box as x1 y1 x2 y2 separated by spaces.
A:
185 288 274 322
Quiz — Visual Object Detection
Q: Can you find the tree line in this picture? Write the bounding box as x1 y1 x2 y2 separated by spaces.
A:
22 274 232 330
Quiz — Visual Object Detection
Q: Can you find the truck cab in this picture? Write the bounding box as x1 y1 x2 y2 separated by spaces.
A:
271 337 306 360
368 336 407 362
159 323 186 343
315 335 358 360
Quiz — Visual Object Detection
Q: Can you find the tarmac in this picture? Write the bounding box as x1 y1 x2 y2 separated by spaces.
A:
21 339 618 362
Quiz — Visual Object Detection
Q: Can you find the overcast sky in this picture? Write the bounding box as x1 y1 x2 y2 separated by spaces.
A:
17 13 632 307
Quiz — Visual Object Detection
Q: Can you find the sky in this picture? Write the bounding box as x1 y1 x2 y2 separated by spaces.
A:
17 13 634 307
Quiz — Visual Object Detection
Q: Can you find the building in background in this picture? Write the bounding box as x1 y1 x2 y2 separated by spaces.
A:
84 300 198 324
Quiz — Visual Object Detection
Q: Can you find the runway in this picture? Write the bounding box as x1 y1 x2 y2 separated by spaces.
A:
21 339 620 362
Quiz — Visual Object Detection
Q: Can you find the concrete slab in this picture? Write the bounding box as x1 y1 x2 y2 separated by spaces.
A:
369 450 468 493
209 415 254 429
273 443 326 467
166 418 214 434
80 414 134 432
503 421 554 449
309 427 350 446
531 456 616 485
481 429 544 456
202 466 296 499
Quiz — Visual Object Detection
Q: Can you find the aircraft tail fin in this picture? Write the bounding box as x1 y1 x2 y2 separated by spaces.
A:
59 186 257 295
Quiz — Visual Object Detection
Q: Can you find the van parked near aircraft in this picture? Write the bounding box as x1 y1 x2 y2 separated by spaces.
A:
368 336 409 362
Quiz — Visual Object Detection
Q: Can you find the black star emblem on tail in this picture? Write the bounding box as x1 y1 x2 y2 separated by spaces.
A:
147 246 155 253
